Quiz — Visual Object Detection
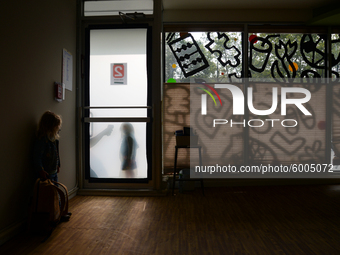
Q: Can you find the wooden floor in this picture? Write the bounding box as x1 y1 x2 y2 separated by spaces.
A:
1 185 340 254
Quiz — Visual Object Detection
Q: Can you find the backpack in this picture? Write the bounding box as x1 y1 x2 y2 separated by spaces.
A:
28 178 69 235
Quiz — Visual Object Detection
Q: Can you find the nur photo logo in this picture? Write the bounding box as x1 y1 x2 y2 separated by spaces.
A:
198 83 312 128
198 83 223 115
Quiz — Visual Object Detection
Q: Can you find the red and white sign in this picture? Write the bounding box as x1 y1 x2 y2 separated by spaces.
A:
111 63 127 85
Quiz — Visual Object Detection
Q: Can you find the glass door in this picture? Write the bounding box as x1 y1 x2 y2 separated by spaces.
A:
84 25 152 185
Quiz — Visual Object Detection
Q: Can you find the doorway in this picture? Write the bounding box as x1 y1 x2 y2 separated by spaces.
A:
83 25 152 187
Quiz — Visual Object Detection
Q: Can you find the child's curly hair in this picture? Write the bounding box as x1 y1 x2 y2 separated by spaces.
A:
37 111 62 141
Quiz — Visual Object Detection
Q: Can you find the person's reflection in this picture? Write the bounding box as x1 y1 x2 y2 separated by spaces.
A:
120 123 138 178
90 124 114 177
90 125 114 148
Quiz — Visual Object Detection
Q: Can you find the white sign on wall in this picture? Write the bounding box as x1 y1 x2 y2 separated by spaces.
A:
62 48 73 91
110 63 127 85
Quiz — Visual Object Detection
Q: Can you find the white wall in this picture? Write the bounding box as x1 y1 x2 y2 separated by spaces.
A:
0 0 77 243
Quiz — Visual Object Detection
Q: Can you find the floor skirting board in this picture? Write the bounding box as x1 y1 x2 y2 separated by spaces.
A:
0 220 25 246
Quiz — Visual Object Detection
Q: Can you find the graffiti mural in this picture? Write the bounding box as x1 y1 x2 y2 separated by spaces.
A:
166 32 242 82
166 32 340 81
205 32 241 68
167 33 209 78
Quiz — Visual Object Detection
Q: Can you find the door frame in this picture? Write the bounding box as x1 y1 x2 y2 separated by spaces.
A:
82 24 153 186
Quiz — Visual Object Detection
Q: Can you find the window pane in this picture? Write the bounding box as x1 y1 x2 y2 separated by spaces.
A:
90 122 148 178
248 33 327 81
163 84 191 171
165 32 243 83
247 82 326 166
84 0 153 17
332 34 340 79
90 28 148 107
88 28 149 180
